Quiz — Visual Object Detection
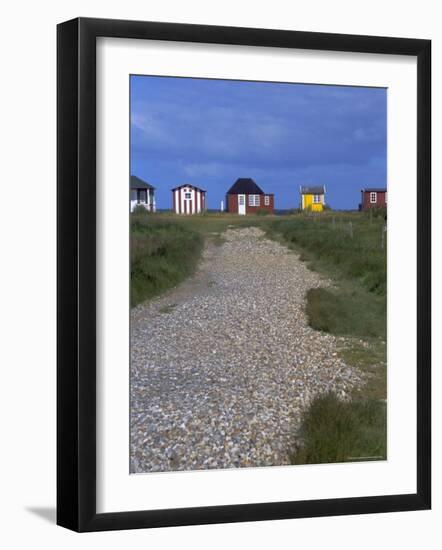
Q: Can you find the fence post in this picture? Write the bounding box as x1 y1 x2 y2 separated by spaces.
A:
381 223 386 249
332 216 336 229
349 221 353 238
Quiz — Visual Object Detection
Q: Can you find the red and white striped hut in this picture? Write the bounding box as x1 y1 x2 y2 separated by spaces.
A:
172 184 206 215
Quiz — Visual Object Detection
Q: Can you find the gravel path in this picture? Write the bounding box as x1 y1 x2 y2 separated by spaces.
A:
130 227 363 473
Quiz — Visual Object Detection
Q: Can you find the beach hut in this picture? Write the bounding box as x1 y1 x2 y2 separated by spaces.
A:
225 178 274 215
359 188 387 210
300 185 326 212
172 184 206 214
130 175 156 212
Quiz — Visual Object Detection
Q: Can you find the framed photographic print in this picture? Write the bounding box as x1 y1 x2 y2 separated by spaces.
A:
57 17 431 532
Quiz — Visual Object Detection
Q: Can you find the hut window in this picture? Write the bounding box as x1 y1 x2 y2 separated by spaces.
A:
138 189 147 203
313 194 321 203
370 192 377 203
264 195 270 206
185 192 191 199
249 195 260 206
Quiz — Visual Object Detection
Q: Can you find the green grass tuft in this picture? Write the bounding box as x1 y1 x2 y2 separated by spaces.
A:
291 393 387 465
306 287 386 339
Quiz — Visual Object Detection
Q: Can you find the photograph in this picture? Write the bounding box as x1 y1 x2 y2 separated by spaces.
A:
0 0 435 540
129 75 388 474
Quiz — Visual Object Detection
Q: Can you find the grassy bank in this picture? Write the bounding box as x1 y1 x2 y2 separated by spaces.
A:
305 286 385 339
131 215 203 307
265 213 387 464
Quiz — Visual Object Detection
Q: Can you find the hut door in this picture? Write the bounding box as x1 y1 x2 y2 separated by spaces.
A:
238 194 246 215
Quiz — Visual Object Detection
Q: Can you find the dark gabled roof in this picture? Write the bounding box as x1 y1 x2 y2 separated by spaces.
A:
171 183 206 192
130 175 155 190
300 185 325 195
361 188 387 193
227 178 264 195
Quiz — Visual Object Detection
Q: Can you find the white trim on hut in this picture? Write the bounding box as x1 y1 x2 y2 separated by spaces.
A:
172 184 206 215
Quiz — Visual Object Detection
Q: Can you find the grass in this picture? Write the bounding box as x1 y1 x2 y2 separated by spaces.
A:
130 216 203 307
291 393 387 465
306 286 385 339
158 303 177 314
339 339 386 401
145 211 274 234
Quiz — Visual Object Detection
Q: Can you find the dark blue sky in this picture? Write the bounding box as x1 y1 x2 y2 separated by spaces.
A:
130 75 386 210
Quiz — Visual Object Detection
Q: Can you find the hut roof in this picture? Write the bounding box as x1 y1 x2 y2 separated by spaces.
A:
130 175 155 190
300 185 325 195
227 178 265 195
171 184 206 192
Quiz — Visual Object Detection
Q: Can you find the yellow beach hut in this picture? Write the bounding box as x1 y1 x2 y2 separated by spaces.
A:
300 185 326 212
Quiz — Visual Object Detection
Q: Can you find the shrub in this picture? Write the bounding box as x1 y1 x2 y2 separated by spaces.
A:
256 208 271 216
286 208 302 215
132 205 150 216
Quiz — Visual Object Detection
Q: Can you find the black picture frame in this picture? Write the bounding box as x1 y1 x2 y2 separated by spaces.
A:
57 17 431 532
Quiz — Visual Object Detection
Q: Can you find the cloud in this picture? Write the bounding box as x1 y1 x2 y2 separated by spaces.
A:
183 162 223 178
131 111 176 146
